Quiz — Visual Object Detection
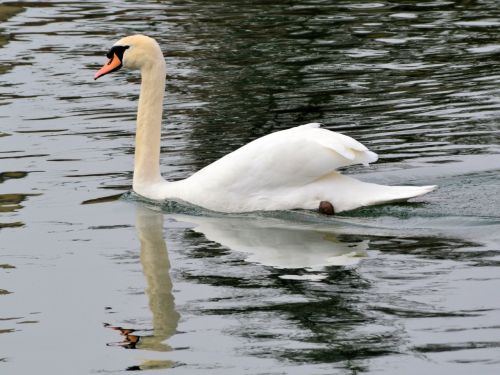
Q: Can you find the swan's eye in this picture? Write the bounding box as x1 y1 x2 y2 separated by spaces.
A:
106 45 130 61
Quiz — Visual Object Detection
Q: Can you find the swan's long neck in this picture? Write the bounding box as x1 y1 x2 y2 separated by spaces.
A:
133 59 167 189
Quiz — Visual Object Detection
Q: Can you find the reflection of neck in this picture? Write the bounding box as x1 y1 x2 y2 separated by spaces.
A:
136 206 179 349
133 61 166 189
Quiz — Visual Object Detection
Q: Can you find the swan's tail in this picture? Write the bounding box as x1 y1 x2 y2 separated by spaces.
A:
320 172 436 212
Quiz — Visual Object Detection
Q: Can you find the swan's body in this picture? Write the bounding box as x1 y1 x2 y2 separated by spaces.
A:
95 35 435 213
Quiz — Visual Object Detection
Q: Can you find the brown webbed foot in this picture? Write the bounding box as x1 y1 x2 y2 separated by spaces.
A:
318 201 335 215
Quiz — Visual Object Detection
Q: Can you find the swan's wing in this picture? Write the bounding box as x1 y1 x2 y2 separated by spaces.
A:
187 123 378 192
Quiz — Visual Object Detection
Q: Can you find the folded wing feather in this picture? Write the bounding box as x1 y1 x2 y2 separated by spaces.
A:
188 123 378 191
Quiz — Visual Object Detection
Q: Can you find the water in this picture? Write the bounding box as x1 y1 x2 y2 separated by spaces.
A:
1 0 499 373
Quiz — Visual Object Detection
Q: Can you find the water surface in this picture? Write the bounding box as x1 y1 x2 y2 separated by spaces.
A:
1 0 499 374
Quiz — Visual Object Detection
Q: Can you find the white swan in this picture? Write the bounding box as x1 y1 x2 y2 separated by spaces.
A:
94 35 435 213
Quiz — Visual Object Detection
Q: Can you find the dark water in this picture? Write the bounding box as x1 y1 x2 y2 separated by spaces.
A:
1 0 500 373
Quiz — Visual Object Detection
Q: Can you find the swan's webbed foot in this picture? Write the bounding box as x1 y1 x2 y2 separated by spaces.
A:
318 201 335 215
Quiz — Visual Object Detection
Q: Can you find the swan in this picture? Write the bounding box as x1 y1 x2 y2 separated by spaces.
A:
94 35 435 214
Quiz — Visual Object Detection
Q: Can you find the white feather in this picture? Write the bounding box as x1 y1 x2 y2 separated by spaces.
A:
151 123 434 213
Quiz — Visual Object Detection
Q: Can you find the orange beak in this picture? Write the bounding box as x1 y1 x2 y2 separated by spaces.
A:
94 53 122 80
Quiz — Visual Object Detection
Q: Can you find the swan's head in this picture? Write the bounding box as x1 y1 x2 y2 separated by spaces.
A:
94 35 164 80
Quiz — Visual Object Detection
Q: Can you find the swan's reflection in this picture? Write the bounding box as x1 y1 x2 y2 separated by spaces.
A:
108 205 370 370
106 206 179 370
173 214 368 273
107 201 485 370
136 206 180 349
